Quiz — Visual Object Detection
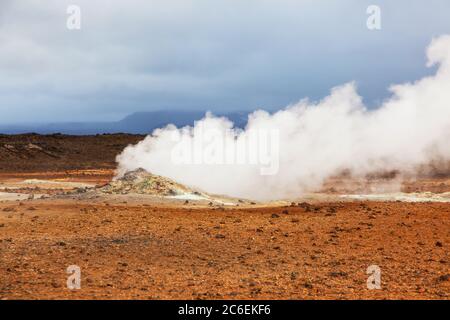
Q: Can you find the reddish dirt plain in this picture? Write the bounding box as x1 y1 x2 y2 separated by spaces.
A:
0 134 449 299
1 194 449 299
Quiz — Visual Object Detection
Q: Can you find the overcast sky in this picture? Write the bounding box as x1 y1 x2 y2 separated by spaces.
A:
0 0 449 123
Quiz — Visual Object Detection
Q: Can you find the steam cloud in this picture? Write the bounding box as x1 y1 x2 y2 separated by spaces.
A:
116 35 450 200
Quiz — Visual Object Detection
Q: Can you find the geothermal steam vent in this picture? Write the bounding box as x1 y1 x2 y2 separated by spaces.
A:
101 168 205 198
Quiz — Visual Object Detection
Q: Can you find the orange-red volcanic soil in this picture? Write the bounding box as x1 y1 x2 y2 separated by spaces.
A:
0 135 449 300
1 198 449 300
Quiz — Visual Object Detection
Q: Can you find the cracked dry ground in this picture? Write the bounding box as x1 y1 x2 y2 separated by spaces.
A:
0 200 449 299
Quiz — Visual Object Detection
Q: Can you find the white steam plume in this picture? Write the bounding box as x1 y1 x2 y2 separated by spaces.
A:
116 35 450 200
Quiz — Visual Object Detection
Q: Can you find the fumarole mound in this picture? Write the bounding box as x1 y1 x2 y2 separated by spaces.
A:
101 168 202 197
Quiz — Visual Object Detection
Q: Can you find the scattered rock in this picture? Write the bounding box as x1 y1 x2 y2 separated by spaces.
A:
328 271 348 278
298 202 311 212
436 274 450 283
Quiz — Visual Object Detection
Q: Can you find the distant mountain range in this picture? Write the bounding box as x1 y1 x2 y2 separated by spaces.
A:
0 110 251 135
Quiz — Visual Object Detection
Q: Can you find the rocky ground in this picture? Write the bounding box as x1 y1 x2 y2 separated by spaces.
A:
0 134 449 300
0 133 142 173
0 197 449 299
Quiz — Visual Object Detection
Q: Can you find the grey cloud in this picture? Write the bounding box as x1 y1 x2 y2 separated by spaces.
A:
0 0 449 123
